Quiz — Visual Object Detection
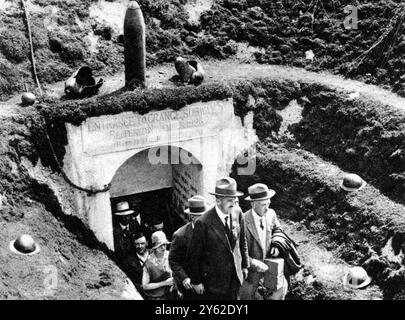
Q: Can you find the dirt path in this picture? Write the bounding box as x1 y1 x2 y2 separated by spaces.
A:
282 219 383 300
1 60 404 116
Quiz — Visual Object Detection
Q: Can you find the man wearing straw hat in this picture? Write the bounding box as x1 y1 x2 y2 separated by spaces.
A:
240 183 288 300
169 195 208 300
187 177 249 300
113 201 137 262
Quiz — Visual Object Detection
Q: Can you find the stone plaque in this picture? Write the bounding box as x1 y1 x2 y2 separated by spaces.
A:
81 99 231 155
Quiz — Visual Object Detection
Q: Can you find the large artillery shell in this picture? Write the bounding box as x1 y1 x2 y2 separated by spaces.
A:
124 1 146 89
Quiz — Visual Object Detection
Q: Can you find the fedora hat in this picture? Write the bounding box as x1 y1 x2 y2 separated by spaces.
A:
9 234 41 256
340 173 366 192
343 266 372 289
151 231 171 250
184 195 207 215
245 183 276 201
209 177 243 197
114 201 134 216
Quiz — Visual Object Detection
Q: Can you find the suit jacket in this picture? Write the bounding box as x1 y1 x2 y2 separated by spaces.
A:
271 230 303 278
123 252 148 291
129 214 148 236
244 208 282 284
168 222 193 292
113 224 133 261
187 207 249 296
113 214 148 255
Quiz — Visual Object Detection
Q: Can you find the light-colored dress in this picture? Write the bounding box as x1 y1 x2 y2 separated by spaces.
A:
143 250 172 300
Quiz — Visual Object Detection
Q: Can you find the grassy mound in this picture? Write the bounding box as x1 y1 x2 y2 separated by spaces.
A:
291 86 405 205
0 0 403 101
198 0 405 96
233 143 405 298
1 65 404 298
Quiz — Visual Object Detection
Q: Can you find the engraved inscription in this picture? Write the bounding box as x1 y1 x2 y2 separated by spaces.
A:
81 100 231 155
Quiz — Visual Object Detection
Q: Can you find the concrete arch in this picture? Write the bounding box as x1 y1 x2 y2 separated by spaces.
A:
109 145 203 199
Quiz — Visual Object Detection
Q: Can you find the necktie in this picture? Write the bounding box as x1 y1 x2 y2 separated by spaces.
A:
224 216 230 231
224 216 235 248
260 218 264 230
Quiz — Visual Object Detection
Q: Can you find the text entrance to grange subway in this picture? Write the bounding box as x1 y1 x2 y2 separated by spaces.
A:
109 146 203 244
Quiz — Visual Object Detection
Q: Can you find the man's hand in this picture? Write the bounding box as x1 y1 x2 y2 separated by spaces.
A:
182 278 193 290
251 259 269 272
270 247 280 257
242 268 248 280
192 283 205 295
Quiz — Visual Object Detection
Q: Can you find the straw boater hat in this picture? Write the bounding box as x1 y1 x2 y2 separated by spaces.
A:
343 266 372 289
151 231 171 250
184 195 208 215
245 183 276 201
9 234 41 256
114 201 134 216
339 173 366 192
209 177 243 197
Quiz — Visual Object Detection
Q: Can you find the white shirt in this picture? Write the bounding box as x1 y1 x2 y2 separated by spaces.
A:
215 206 231 228
252 209 266 251
119 223 129 231
137 251 149 264
135 215 141 225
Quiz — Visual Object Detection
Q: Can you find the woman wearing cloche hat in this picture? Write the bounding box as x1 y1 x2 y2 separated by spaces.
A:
142 231 177 300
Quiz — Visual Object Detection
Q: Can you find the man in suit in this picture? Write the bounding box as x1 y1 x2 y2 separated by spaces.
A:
113 201 137 262
124 232 149 297
128 197 148 236
239 183 288 300
187 177 249 300
169 195 208 300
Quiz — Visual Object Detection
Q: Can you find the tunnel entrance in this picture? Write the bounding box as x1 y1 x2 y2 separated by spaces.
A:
110 188 185 242
63 97 256 251
109 146 203 248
